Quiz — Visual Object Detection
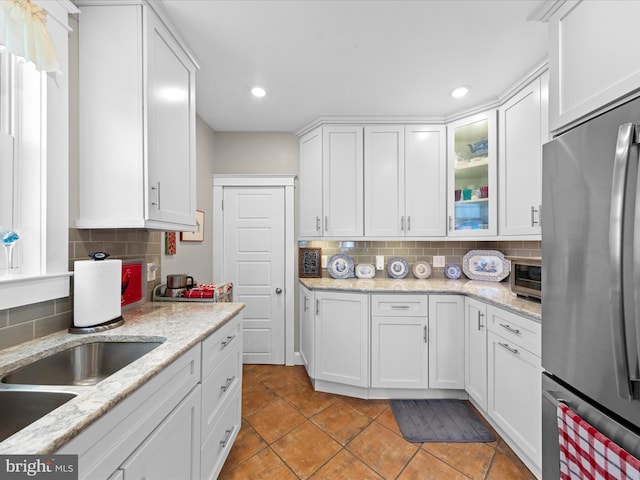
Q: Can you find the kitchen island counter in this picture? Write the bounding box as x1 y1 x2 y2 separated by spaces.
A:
299 277 541 320
0 301 244 455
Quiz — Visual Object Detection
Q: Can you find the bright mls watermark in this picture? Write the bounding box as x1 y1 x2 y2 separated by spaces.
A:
0 456 77 479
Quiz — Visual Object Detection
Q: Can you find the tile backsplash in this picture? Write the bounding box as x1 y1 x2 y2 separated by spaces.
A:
300 239 541 278
0 228 162 350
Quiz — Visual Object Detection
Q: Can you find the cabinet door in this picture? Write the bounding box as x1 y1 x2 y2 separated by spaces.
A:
120 385 201 480
446 111 497 236
371 316 428 389
315 292 369 387
364 125 404 237
428 295 465 389
145 8 196 228
299 128 323 237
299 284 314 377
498 73 548 236
488 331 542 469
405 125 447 237
465 297 487 411
322 126 364 237
549 1 640 132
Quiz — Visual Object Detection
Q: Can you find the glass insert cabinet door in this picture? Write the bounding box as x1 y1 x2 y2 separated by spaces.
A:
447 110 497 236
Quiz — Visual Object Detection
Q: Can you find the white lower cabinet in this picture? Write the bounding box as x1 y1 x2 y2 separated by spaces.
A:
465 297 488 411
428 295 465 389
371 295 428 389
486 305 542 476
119 386 201 479
299 284 315 377
57 313 243 480
315 291 369 387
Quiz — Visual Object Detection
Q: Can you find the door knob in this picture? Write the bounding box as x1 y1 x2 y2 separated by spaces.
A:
275 288 283 294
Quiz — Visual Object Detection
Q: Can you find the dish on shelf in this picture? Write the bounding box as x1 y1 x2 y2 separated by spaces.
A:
462 250 509 282
355 263 375 279
445 263 462 280
327 253 354 279
412 261 432 279
387 257 409 279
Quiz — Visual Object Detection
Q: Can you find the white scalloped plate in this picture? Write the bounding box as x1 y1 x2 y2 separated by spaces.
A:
412 261 432 279
355 263 375 279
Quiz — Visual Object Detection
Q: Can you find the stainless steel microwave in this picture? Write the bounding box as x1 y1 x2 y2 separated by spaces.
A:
508 256 541 301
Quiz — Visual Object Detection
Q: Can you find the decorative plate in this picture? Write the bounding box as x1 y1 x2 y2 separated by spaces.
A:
462 250 510 282
355 263 375 279
327 253 354 279
387 257 409 279
445 263 462 280
412 261 432 279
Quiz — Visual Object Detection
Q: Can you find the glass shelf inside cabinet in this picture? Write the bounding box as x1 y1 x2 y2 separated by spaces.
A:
453 118 490 231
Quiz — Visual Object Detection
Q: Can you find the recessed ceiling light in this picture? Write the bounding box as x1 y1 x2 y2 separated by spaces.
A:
450 85 471 98
251 86 266 98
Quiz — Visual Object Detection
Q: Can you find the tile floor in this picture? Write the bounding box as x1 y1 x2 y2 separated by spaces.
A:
219 365 537 480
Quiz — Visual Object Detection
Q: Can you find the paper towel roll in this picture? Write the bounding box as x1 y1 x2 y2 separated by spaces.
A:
74 259 122 327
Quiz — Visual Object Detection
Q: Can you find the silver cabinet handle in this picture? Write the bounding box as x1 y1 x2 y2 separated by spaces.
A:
220 376 235 392
498 342 518 354
499 323 520 335
151 181 161 209
303 295 308 312
221 334 236 348
316 216 321 232
531 205 539 226
477 311 484 331
220 428 234 448
407 216 411 232
423 325 427 343
400 216 405 232
316 298 320 315
448 215 453 231
390 305 410 309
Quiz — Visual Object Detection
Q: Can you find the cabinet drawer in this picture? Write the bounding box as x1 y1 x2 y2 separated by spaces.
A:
486 305 540 356
201 342 241 441
202 316 241 378
371 294 427 317
200 382 241 480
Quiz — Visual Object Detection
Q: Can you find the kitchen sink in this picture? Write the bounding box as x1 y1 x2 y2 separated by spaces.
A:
0 390 77 442
1 341 163 386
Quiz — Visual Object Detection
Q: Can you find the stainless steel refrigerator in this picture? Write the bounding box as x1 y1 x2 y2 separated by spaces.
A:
542 96 640 478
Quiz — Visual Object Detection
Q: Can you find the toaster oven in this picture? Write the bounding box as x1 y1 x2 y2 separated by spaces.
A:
508 256 541 301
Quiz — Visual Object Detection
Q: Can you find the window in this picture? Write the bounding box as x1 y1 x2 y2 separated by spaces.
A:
0 1 77 310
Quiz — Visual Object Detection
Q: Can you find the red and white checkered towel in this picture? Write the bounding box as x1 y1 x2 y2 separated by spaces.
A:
558 402 640 479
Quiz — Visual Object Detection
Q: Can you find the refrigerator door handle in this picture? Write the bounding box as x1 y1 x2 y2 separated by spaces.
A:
609 122 639 400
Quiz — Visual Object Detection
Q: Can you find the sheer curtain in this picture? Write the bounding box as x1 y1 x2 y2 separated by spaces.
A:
0 0 58 72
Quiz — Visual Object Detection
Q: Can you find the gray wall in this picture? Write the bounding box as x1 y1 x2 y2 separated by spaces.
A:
212 132 299 175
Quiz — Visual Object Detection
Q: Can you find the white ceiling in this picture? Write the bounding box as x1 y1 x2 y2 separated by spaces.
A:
159 0 549 133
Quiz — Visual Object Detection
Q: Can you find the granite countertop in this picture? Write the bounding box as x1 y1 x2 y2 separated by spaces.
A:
0 301 245 455
299 277 541 320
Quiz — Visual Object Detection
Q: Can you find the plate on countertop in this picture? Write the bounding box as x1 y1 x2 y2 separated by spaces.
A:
445 263 462 280
327 253 354 279
355 263 375 279
462 250 509 282
387 257 409 279
412 261 432 279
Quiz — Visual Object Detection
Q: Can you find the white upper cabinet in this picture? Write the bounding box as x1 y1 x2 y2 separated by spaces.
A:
548 0 640 133
76 2 197 231
447 111 498 237
498 71 549 237
322 126 364 237
299 128 324 237
364 125 446 237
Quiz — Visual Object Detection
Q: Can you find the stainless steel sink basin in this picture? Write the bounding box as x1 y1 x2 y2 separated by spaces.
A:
1 341 163 386
0 390 76 441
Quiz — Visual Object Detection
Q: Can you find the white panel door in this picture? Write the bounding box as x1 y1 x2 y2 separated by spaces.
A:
428 295 465 389
223 187 285 364
465 297 488 411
